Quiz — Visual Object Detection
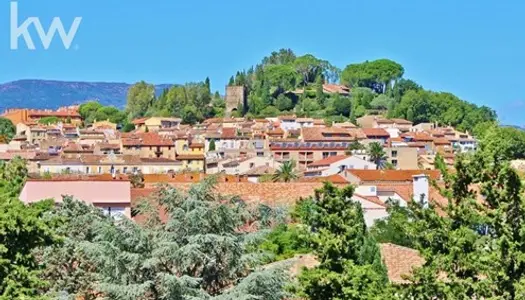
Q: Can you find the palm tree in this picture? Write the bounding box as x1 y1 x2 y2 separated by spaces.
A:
272 160 299 182
367 142 388 169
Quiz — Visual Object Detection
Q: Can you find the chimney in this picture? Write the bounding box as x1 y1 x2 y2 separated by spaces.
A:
412 174 429 207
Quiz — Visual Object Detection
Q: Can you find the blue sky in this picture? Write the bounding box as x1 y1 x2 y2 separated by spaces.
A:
1 0 524 125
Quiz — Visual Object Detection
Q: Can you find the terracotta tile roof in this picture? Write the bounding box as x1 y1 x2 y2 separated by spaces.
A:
267 127 285 136
391 118 413 125
122 132 174 146
380 243 424 284
176 154 205 160
132 117 148 125
0 151 50 161
140 158 182 164
302 127 357 142
333 121 357 128
189 142 204 148
402 132 435 142
278 115 297 121
407 142 428 148
221 128 237 139
254 118 270 123
97 143 121 150
322 84 350 95
309 155 349 167
433 137 451 145
375 118 394 124
346 170 441 182
313 119 325 125
376 183 413 201
28 110 81 118
240 165 276 176
354 194 387 208
361 128 390 138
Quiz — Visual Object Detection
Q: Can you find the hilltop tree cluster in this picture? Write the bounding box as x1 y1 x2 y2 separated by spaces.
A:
226 48 495 131
75 48 497 131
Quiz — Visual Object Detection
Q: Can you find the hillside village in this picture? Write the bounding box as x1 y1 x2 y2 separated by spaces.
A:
2 52 525 299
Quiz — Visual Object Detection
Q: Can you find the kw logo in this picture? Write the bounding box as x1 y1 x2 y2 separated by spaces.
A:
10 1 82 50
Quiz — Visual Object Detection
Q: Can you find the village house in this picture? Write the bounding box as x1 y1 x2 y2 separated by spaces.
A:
304 155 377 177
206 156 281 175
384 147 419 169
174 138 205 172
2 108 82 126
20 178 132 219
356 115 413 132
39 154 183 175
121 132 176 160
361 128 391 145
132 117 182 132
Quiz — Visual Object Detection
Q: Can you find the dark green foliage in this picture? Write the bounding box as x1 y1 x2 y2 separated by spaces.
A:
477 124 525 160
391 89 496 132
0 159 58 299
272 160 298 182
0 118 15 143
275 94 294 111
121 122 135 132
258 224 311 261
126 81 156 119
297 183 388 299
38 116 60 125
370 200 414 248
39 179 289 299
367 142 388 169
208 139 216 151
0 156 29 197
341 59 404 93
79 101 127 125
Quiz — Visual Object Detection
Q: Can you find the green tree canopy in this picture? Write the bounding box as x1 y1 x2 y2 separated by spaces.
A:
0 117 15 142
126 81 156 119
297 183 388 299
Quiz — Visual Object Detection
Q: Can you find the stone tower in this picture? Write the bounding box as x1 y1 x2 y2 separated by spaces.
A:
225 85 246 117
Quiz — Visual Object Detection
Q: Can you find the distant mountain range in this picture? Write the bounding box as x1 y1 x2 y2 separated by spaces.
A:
0 79 171 112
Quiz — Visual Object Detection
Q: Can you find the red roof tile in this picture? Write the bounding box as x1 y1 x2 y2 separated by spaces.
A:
380 243 424 284
309 155 349 167
361 128 390 138
347 170 441 182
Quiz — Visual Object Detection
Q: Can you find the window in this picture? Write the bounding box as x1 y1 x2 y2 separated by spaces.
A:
85 167 90 173
392 159 398 167
330 152 337 156
98 166 102 174
102 207 126 220
392 150 398 158
123 167 128 173
257 152 264 157
322 152 329 159
183 144 189 151
249 163 255 168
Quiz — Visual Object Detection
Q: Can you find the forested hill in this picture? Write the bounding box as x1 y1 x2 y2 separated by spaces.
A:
0 80 170 111
225 49 497 132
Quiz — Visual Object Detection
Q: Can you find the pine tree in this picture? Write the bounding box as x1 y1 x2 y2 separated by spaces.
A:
208 139 216 152
0 159 58 298
298 183 388 299
315 75 325 107
59 178 290 299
